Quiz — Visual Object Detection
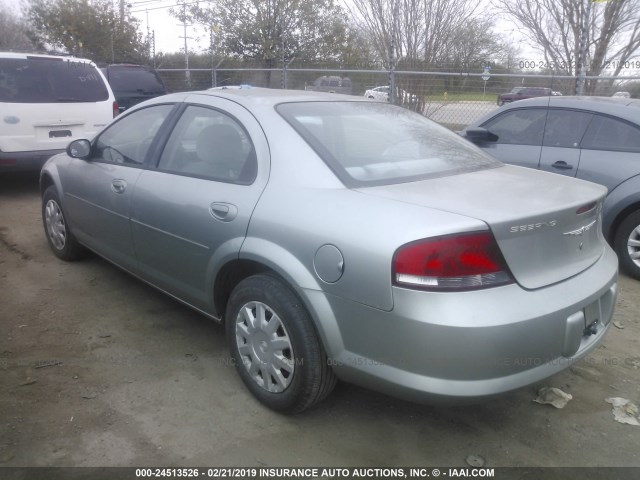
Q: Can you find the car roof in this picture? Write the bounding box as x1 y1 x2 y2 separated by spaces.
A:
185 86 369 106
481 95 640 125
0 51 96 64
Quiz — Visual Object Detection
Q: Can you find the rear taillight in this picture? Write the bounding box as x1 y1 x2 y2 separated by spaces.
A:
112 101 120 117
392 232 513 291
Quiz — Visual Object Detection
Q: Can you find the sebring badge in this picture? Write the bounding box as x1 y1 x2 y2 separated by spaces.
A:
510 220 557 233
563 220 597 236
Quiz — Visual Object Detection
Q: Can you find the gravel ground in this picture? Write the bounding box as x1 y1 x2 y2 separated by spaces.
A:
1 171 639 469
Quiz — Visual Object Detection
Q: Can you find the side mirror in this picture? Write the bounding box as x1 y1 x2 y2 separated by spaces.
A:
66 139 92 159
464 127 499 143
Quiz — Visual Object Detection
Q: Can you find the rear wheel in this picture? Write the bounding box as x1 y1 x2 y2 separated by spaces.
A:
42 186 83 261
614 210 640 280
225 274 336 413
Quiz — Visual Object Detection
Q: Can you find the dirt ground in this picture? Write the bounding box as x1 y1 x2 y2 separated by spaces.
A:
1 171 639 469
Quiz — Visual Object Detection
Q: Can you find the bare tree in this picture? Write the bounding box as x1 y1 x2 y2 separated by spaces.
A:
495 0 640 91
347 0 506 109
348 0 489 68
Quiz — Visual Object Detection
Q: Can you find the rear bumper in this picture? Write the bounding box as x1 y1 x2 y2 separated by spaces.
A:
305 245 618 404
0 149 62 172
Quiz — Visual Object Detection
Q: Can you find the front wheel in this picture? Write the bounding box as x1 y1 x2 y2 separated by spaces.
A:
42 186 83 261
614 211 640 280
225 274 336 413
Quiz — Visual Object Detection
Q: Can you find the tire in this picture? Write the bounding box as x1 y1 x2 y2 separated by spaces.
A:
42 186 83 261
225 274 336 413
497 98 504 106
614 210 640 280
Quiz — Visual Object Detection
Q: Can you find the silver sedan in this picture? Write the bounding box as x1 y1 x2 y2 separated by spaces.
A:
41 88 618 412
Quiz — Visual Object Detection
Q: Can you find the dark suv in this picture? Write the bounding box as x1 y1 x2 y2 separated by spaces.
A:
100 64 167 113
497 87 552 106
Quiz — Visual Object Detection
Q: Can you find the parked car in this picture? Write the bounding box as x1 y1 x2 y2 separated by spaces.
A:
497 86 552 106
100 64 167 113
461 96 640 280
305 75 352 95
364 85 419 105
0 52 117 172
364 85 390 101
41 88 617 412
612 91 631 99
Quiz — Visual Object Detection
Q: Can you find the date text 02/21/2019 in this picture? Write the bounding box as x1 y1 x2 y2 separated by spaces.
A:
134 467 496 478
519 60 640 70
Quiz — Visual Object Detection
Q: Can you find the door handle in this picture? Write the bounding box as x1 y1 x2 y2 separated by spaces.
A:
111 179 127 194
551 161 573 170
209 202 238 222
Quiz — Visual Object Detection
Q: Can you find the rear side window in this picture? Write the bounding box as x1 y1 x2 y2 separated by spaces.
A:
157 105 257 184
278 101 500 187
581 115 640 153
543 110 592 148
0 57 109 103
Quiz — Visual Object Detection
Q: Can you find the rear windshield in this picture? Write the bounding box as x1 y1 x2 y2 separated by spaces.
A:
0 57 109 103
277 102 500 186
106 67 165 93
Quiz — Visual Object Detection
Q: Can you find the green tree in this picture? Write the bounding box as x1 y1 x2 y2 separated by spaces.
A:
173 0 359 81
0 7 35 51
26 0 148 64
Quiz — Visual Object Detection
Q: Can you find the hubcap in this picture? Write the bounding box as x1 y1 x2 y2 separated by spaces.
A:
628 224 640 268
45 200 67 250
235 301 294 393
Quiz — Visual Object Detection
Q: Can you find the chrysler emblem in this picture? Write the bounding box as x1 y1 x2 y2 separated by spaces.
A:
563 220 597 236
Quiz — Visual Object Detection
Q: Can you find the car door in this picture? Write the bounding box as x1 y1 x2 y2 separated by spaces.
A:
538 109 593 177
131 98 269 313
576 114 640 191
479 107 547 168
62 104 175 270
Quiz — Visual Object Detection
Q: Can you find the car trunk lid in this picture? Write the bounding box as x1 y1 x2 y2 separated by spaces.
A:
356 165 608 290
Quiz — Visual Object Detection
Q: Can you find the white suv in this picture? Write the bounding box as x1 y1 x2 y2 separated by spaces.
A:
0 52 117 171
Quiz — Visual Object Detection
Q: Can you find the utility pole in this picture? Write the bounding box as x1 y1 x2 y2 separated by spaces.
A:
146 9 151 65
152 30 156 69
119 0 125 19
178 2 193 87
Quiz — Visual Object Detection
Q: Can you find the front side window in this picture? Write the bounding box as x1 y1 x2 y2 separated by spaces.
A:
157 105 257 184
483 108 547 146
0 57 109 103
93 105 173 165
278 101 500 187
581 115 640 153
543 110 592 148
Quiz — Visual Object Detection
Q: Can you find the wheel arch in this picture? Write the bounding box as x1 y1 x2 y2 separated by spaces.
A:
213 238 322 321
213 238 342 357
603 177 640 242
608 201 640 243
40 170 59 198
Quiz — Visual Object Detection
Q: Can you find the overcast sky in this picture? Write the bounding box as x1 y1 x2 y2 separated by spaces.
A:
129 0 209 54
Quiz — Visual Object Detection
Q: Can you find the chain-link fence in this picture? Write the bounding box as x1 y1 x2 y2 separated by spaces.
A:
157 67 640 130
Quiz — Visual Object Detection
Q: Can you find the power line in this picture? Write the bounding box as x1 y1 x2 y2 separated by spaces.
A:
130 1 200 13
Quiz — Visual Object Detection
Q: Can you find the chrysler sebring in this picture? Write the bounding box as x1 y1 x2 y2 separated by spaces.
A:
40 88 618 412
